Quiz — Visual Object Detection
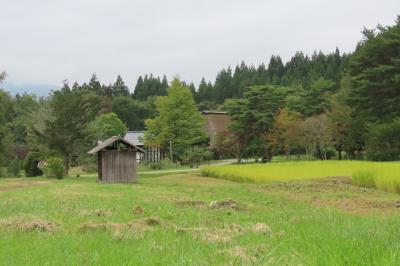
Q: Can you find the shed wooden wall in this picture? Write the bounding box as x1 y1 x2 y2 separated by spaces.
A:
100 150 137 183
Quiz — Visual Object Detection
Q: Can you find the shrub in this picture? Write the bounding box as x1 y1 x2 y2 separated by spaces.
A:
325 148 337 160
0 167 8 178
24 153 43 177
139 159 179 171
42 157 64 179
181 146 213 167
366 119 400 161
81 163 97 173
148 162 162 170
8 159 22 177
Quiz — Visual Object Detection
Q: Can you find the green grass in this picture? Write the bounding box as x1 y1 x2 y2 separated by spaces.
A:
1 172 400 265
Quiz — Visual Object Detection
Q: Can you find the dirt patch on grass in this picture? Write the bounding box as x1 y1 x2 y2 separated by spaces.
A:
256 176 400 216
0 217 57 232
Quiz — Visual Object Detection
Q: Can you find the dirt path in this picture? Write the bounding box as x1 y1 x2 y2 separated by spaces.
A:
139 169 199 175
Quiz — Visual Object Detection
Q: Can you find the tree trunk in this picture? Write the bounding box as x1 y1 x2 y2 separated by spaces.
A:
236 149 242 164
64 153 71 177
316 144 325 160
64 159 69 177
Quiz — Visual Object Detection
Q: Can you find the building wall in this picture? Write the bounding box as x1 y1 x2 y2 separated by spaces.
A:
202 113 230 149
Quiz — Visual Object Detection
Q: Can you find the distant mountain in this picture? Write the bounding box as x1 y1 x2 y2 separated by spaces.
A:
1 81 59 97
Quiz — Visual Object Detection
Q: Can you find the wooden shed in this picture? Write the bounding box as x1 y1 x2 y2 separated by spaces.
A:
88 136 145 183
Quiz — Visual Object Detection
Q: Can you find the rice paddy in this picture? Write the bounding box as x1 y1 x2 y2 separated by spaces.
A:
201 161 400 193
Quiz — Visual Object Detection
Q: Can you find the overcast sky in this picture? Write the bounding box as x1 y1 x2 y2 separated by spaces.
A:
1 0 399 91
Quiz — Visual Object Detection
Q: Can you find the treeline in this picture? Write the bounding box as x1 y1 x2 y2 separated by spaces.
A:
0 16 399 177
0 73 159 177
196 48 349 107
216 17 400 162
129 48 350 111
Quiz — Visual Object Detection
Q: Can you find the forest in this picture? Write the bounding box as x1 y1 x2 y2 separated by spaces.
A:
0 16 399 177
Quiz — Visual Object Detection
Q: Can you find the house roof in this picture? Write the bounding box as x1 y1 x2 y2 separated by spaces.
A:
124 131 145 146
88 136 145 155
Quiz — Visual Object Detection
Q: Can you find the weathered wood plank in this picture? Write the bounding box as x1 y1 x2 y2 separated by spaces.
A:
99 150 137 183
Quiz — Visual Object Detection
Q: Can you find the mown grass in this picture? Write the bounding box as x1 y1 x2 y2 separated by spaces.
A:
201 161 400 193
1 172 400 265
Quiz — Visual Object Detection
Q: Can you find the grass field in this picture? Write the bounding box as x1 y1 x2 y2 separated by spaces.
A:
201 161 400 193
1 170 400 265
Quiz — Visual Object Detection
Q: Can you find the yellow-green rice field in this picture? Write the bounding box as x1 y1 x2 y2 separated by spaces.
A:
201 161 400 193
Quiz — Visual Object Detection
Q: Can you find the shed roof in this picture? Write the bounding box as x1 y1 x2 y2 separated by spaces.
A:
124 131 145 146
88 136 145 155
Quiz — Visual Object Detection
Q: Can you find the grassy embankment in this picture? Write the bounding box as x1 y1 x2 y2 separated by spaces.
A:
1 171 400 265
201 161 400 193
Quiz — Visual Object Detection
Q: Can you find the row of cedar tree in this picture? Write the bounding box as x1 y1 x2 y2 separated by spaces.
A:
0 16 399 177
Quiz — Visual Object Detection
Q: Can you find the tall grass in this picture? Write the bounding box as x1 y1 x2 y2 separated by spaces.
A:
201 161 400 193
353 166 400 193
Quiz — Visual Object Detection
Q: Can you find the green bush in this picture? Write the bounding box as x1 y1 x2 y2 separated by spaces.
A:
366 119 400 161
8 159 22 177
82 163 97 173
139 159 179 171
325 148 337 160
148 162 162 170
42 157 65 179
24 153 43 177
0 167 8 178
181 146 213 167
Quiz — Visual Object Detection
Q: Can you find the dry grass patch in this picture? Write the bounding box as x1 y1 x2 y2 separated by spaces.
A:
209 199 239 210
175 200 205 207
157 174 233 186
176 222 272 243
79 209 114 217
251 223 272 233
79 216 163 233
0 217 57 232
0 180 52 192
132 206 144 215
255 176 400 216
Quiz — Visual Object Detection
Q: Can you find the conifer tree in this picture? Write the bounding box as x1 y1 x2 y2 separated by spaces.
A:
112 75 130 97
